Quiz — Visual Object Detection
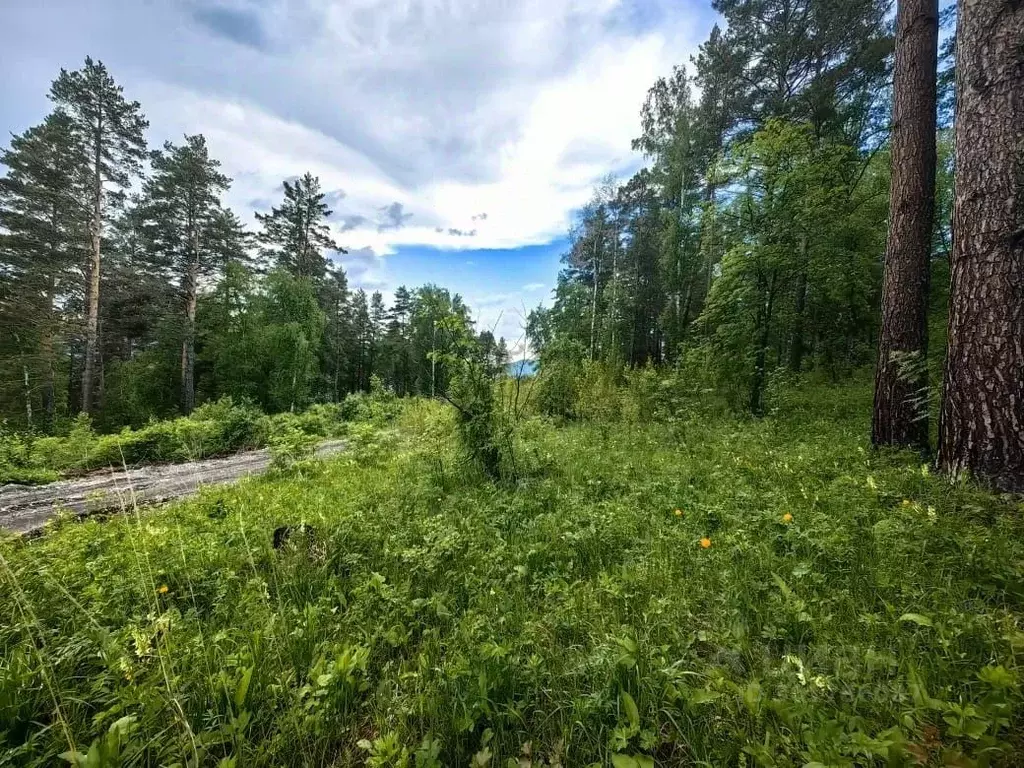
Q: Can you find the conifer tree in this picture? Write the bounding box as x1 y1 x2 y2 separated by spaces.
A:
256 172 344 282
0 113 89 426
872 0 938 451
139 135 247 413
938 0 1024 492
48 57 148 414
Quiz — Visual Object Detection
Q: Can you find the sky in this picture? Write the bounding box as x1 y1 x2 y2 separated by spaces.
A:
0 0 716 356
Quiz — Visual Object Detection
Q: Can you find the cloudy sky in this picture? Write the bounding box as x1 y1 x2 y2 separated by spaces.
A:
1 0 715 353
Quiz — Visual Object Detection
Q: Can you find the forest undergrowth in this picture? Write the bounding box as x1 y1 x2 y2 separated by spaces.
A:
1 375 1022 767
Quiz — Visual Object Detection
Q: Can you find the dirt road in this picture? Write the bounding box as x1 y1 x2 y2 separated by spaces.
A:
0 441 346 535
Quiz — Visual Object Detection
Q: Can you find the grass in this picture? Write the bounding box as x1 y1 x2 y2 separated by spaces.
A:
1 378 1022 766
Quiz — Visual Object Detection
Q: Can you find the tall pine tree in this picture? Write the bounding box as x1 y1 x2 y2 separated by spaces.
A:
139 135 248 413
872 0 939 451
0 113 89 427
48 57 148 415
938 0 1024 492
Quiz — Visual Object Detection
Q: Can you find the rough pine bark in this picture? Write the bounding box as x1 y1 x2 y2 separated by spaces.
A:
82 120 103 415
872 0 938 451
938 0 1024 492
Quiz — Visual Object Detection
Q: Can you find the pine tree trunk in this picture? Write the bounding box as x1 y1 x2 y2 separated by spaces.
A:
938 0 1024 492
22 361 33 428
181 227 199 415
872 0 938 451
789 238 809 372
82 121 103 415
41 276 57 428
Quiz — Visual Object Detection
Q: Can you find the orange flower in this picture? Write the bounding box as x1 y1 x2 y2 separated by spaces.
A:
157 585 169 594
700 537 712 549
674 508 683 516
782 513 793 523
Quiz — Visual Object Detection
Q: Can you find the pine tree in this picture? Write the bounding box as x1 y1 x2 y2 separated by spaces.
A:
368 290 387 385
872 0 939 451
139 135 247 413
706 0 891 136
938 0 1024 492
256 172 344 282
319 267 351 401
384 286 413 394
48 57 148 415
0 113 89 427
349 289 372 391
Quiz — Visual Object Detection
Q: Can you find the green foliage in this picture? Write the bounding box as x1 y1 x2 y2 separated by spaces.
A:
534 359 581 421
0 428 59 485
255 172 339 282
533 338 585 421
3 377 1022 765
267 425 318 470
59 716 140 767
574 361 622 422
431 315 509 480
0 397 363 482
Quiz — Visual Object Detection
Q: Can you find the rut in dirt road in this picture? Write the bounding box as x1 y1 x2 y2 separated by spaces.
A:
0 441 347 535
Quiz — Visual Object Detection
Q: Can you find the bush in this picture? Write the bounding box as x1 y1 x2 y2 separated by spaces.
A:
268 425 318 470
0 429 59 485
574 360 621 421
534 358 580 420
620 364 661 423
2 397 358 480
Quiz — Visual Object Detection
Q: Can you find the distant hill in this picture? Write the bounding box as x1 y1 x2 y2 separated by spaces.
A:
506 359 537 378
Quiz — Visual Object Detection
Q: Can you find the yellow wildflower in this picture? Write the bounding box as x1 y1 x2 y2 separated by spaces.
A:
782 513 793 523
157 585 169 594
700 537 712 549
674 508 683 516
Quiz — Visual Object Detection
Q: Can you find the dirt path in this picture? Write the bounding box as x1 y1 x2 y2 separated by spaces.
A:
0 441 347 535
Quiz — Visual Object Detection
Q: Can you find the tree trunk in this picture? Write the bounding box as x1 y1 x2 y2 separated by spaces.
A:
750 270 778 416
789 239 808 372
181 226 200 415
22 361 33 428
872 0 938 451
82 120 103 415
938 0 1024 492
589 235 599 362
610 229 619 351
41 270 57 429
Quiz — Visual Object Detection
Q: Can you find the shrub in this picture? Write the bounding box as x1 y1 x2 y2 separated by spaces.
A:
534 358 580 420
268 425 318 470
0 429 59 485
620 364 661 423
2 398 350 479
575 360 621 421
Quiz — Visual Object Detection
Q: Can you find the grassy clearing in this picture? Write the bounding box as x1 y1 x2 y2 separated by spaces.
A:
1 379 1023 766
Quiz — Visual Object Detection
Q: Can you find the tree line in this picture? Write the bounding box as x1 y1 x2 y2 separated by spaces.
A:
527 0 1022 492
0 59 509 431
2 0 1021 492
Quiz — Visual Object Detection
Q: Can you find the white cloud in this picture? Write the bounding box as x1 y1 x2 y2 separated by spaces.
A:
2 0 711 308
106 0 708 263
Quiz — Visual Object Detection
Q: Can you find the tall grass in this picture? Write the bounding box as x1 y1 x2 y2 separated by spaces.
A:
1 378 1022 766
